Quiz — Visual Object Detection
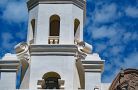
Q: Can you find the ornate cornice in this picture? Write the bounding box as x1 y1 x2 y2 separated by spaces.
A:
27 0 86 10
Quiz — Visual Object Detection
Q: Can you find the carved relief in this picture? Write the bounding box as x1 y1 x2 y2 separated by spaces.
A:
110 69 138 90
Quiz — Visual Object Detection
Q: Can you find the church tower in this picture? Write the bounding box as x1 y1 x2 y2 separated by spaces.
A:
27 0 85 44
14 0 104 89
17 0 87 89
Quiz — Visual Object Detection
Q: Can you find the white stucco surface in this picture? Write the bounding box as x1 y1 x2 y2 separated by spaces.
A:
29 55 80 89
85 53 102 61
0 72 16 89
85 72 101 90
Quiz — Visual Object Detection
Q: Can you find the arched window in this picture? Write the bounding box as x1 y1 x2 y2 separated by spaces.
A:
48 15 60 44
74 19 80 36
29 19 35 44
42 72 61 89
50 15 60 36
31 19 35 38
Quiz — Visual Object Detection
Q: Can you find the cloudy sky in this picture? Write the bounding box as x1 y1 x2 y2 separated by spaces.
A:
0 0 138 83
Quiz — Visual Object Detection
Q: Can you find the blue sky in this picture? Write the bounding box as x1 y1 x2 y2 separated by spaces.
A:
0 0 138 83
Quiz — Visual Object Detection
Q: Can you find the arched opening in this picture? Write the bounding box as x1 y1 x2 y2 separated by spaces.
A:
50 15 60 36
49 15 60 44
42 72 61 89
30 19 35 44
31 19 35 37
74 19 80 37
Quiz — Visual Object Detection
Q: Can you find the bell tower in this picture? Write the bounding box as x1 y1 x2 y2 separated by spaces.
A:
14 0 105 89
27 0 86 45
18 0 87 89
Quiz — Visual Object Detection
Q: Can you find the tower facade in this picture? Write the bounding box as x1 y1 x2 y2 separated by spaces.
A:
27 0 85 45
13 0 105 90
19 0 87 89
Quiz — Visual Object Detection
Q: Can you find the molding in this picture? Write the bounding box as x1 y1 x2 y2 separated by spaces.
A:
27 0 86 10
76 59 85 89
0 60 19 72
0 69 17 72
0 60 19 63
31 52 76 56
84 69 103 72
30 44 78 56
82 60 104 72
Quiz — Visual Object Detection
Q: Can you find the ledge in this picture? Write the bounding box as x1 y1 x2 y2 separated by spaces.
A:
0 69 17 72
30 44 78 56
27 0 86 10
82 60 104 72
0 60 19 72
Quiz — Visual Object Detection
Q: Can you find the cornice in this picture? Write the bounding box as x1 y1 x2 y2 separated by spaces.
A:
27 0 86 10
0 60 19 72
82 60 104 72
30 44 78 56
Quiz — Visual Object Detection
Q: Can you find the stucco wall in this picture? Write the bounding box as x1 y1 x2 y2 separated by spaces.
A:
29 55 80 89
0 72 16 89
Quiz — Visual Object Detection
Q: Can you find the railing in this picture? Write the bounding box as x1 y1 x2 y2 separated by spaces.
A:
37 79 64 89
48 36 59 44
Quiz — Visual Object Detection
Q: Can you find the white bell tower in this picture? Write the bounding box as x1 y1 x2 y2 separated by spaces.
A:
19 0 87 89
27 0 86 45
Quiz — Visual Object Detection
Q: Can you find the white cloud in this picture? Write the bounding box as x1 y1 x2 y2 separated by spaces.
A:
103 52 138 83
131 33 138 40
93 3 117 23
2 1 28 23
1 32 13 42
111 45 124 56
108 30 124 46
91 26 117 39
0 0 8 8
123 32 132 41
16 30 27 40
0 0 8 4
85 1 138 83
123 32 138 43
125 6 138 18
95 43 107 52
103 67 120 83
123 52 138 68
103 57 126 82
1 32 17 49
